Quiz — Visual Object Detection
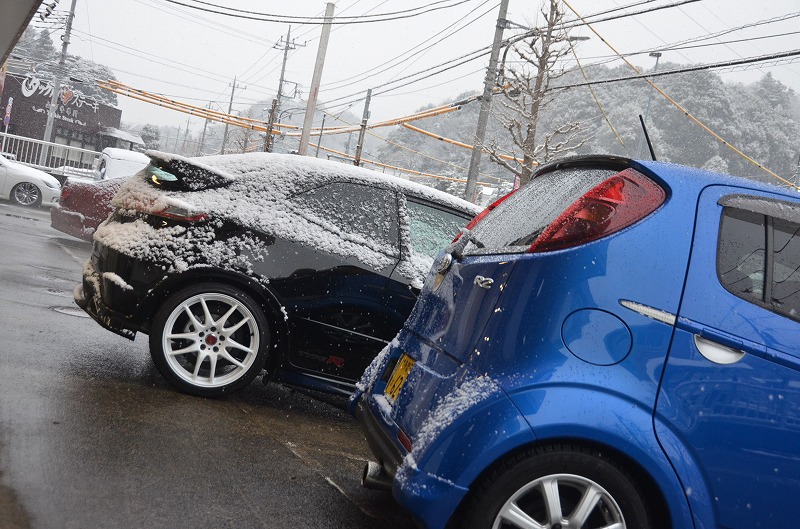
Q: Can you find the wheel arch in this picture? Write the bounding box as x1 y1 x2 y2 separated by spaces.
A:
414 387 695 529
135 268 290 376
448 437 674 529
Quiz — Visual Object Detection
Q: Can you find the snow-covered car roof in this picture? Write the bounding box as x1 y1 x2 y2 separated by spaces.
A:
103 152 480 284
104 148 150 163
141 151 481 214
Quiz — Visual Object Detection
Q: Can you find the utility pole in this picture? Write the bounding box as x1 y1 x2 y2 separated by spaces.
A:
263 98 278 152
180 116 190 154
264 26 303 151
173 125 181 152
464 0 509 203
39 0 77 165
220 77 245 154
315 114 326 157
198 103 211 155
344 133 352 156
354 89 372 167
299 2 335 155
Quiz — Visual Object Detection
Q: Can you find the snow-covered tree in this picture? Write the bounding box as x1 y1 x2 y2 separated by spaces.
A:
7 27 118 106
492 0 588 186
140 124 161 150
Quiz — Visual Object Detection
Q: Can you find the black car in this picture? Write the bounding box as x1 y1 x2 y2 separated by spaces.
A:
76 151 480 397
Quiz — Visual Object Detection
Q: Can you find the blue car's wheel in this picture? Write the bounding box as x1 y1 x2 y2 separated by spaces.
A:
462 445 653 529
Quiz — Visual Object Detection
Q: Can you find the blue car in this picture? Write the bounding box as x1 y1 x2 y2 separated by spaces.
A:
351 155 800 529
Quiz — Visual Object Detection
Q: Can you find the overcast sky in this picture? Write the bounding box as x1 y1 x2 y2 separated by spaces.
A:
41 0 800 132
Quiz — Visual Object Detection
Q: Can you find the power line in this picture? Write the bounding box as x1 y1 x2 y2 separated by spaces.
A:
549 49 800 90
187 0 466 20
158 0 478 25
321 0 713 112
582 11 800 69
321 0 496 92
133 0 280 46
562 0 798 190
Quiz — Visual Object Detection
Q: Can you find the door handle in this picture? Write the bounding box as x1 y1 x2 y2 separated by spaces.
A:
474 275 494 289
693 334 745 365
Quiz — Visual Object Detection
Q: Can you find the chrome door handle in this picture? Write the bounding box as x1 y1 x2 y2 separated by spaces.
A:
694 335 745 365
474 276 494 289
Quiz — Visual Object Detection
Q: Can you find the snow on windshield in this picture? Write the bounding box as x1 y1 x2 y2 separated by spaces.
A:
96 152 478 285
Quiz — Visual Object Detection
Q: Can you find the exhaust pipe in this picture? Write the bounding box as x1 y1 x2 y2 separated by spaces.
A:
362 461 392 490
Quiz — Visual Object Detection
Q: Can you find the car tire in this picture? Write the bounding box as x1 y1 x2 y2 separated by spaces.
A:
10 182 42 207
149 283 270 397
461 444 653 529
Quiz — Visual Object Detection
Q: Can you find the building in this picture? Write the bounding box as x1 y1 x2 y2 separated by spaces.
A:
1 72 143 152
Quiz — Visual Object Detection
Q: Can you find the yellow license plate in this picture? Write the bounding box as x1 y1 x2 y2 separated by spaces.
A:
385 354 415 403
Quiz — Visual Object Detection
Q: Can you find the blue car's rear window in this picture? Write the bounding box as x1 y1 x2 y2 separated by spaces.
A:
467 167 617 253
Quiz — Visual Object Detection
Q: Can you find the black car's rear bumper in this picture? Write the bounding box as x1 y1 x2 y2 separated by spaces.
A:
74 245 155 340
75 266 137 340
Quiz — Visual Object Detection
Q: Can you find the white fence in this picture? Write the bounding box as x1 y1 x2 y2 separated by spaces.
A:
0 132 101 181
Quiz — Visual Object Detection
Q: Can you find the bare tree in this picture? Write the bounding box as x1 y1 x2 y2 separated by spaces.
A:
490 0 587 186
230 107 260 153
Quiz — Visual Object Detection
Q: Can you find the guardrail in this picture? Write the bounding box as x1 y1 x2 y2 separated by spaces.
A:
0 132 101 181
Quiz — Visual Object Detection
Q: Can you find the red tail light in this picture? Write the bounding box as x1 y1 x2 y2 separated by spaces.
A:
528 168 665 253
453 189 519 242
397 428 413 453
151 203 208 222
59 186 73 204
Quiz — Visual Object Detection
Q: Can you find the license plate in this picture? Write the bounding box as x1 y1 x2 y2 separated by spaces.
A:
384 354 415 404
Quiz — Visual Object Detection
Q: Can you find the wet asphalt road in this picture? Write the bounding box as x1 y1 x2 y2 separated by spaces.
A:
0 202 414 529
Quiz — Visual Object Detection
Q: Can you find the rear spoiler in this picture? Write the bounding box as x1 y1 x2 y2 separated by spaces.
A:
145 150 235 191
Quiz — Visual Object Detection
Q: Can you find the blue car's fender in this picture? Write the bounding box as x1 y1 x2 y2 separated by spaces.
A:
393 393 535 529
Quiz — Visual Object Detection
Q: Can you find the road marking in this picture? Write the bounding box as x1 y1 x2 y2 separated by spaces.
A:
285 441 384 521
57 242 84 265
2 212 41 222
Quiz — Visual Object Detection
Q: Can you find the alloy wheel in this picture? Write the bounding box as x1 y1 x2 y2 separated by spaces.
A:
161 292 260 389
493 473 625 529
12 182 41 206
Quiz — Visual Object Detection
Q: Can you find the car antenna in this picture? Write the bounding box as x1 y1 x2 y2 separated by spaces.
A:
639 115 657 161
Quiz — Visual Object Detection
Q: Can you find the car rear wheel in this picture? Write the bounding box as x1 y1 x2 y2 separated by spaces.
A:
10 182 42 206
462 444 652 529
150 283 270 397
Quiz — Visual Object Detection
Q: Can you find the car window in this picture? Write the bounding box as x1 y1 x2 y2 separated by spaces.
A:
718 205 800 321
292 182 399 255
468 167 617 253
405 200 469 260
773 217 800 314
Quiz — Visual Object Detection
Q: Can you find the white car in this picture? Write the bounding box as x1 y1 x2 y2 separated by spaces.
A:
0 155 61 207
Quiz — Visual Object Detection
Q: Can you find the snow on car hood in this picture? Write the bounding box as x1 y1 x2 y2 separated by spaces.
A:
97 152 478 284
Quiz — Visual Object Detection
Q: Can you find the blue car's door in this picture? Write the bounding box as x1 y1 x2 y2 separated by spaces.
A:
656 185 800 529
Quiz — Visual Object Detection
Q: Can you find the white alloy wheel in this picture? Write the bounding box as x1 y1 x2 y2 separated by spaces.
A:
152 287 268 396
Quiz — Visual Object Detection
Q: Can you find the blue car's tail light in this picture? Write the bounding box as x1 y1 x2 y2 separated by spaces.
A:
528 168 665 253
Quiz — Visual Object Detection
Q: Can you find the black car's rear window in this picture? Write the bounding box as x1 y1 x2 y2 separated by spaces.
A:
146 159 234 191
468 167 617 253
